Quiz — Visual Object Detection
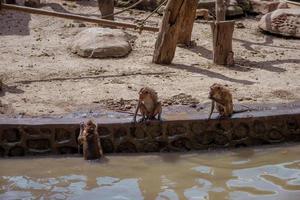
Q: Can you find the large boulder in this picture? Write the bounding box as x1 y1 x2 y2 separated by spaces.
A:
249 0 280 14
71 28 132 58
258 9 300 38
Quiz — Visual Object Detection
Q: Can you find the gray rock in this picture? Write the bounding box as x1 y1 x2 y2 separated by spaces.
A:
226 5 244 17
71 28 132 58
258 9 300 38
249 0 280 14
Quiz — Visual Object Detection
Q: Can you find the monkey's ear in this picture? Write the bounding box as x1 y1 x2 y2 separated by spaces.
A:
138 87 144 94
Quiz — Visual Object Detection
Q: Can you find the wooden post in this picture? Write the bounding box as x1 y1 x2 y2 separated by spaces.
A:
211 0 235 66
210 21 235 65
153 0 194 64
177 0 197 45
98 0 114 20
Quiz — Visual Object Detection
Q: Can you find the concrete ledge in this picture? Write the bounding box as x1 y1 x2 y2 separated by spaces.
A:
0 107 300 157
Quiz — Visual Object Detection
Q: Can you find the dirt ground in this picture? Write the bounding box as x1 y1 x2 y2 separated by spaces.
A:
0 0 299 117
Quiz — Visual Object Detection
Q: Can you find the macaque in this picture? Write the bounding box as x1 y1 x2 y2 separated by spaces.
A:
78 120 103 160
208 83 233 119
133 87 162 123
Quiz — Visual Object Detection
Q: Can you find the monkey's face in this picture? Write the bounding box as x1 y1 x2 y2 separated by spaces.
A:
139 87 154 102
85 120 97 135
209 83 223 101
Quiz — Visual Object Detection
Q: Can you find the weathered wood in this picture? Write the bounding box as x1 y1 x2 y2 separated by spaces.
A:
98 0 114 20
216 0 225 22
177 0 197 45
0 3 159 32
210 21 235 66
153 0 194 64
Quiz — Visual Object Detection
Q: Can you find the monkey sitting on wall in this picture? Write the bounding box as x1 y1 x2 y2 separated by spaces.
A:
208 83 233 119
78 119 103 160
133 87 162 123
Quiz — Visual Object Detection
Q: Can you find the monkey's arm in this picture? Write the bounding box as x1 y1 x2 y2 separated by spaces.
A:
96 134 104 157
77 122 84 146
208 100 215 119
133 101 141 123
153 102 162 120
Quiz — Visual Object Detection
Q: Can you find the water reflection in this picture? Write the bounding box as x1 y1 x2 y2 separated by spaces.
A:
0 144 300 200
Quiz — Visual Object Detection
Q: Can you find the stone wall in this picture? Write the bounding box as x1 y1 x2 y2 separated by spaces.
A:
0 109 300 157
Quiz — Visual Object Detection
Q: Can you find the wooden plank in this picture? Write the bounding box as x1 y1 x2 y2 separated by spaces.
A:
0 3 159 32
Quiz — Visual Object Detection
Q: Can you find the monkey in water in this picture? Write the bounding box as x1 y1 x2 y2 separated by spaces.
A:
208 83 233 119
78 119 103 160
133 87 162 123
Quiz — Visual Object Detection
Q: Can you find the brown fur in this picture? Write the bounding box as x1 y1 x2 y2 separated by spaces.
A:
133 87 162 122
208 83 233 119
78 120 103 160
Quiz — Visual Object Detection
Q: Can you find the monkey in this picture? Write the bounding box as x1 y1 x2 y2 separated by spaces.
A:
133 87 162 123
208 83 233 119
78 119 103 160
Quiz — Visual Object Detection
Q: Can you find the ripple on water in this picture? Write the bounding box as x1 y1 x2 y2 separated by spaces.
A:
0 144 300 200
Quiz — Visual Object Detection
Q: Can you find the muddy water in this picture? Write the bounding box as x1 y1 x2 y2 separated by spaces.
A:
1 145 300 200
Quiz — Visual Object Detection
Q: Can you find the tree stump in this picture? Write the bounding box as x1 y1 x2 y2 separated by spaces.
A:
210 21 235 66
177 0 197 45
153 0 194 64
98 0 114 20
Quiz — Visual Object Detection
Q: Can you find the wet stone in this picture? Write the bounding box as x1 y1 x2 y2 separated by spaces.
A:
147 125 163 138
116 141 137 153
143 141 160 153
114 128 128 139
58 147 77 154
40 128 52 136
0 147 5 157
286 118 299 132
194 131 215 145
167 124 186 137
98 127 111 137
101 138 114 153
130 127 147 139
266 129 284 143
170 137 192 151
9 146 25 156
214 134 229 146
55 129 72 142
27 139 50 150
24 128 41 136
1 129 21 143
251 121 266 138
233 123 250 140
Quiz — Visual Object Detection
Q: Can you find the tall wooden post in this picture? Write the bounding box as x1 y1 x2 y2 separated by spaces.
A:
211 0 235 66
153 0 195 64
98 0 114 20
177 0 197 45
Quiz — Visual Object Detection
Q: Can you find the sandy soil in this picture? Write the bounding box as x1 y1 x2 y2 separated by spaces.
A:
0 0 299 117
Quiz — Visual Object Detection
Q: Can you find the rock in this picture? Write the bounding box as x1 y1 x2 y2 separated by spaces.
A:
24 0 41 7
249 0 280 14
236 0 251 12
71 28 132 58
226 5 244 17
258 9 300 38
236 22 246 28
